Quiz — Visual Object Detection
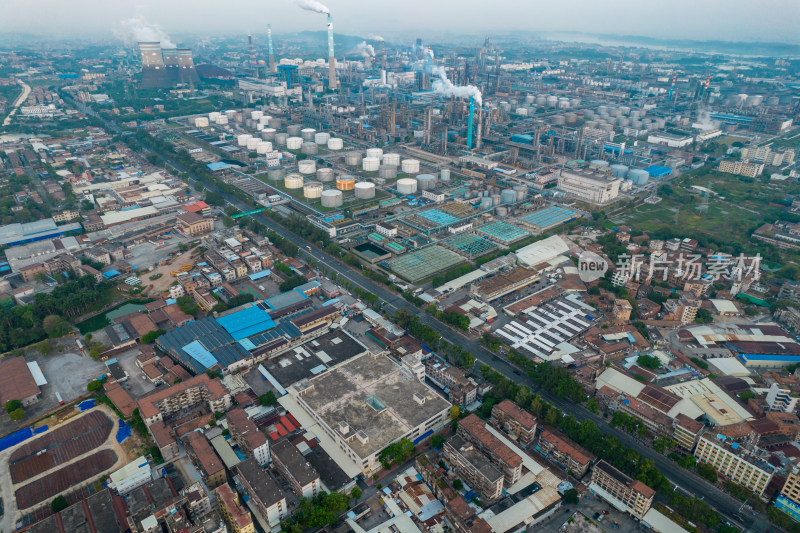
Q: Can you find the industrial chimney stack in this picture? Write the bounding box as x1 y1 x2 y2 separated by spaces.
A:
267 24 277 73
327 15 337 90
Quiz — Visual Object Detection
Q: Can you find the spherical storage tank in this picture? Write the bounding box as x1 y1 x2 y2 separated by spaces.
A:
256 141 273 154
275 133 288 145
513 184 527 202
316 168 334 182
301 128 316 141
314 132 330 145
298 160 316 174
501 189 517 205
416 174 437 190
610 164 629 179
362 157 380 172
354 181 376 199
382 153 400 166
401 159 420 173
379 165 397 180
304 182 323 199
262 128 276 140
344 151 362 166
268 168 285 181
287 124 302 136
286 137 303 150
321 189 343 208
301 142 318 155
397 178 417 194
628 168 649 186
336 175 356 191
366 148 384 160
327 138 343 150
284 174 304 189
246 138 259 151
237 134 253 147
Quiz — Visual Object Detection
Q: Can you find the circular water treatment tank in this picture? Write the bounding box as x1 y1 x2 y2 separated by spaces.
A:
382 153 400 166
628 168 650 185
304 182 323 199
416 173 437 190
268 118 282 129
275 132 288 145
321 189 343 207
513 184 527 202
397 178 417 194
267 168 285 181
366 147 384 159
301 128 316 141
316 167 334 182
284 174 304 189
401 159 420 173
440 168 451 182
298 160 316 174
379 165 397 180
287 124 302 136
286 136 303 150
314 132 330 145
501 189 517 205
344 151 362 166
301 142 318 155
336 175 356 191
262 128 276 140
610 164 629 179
362 157 380 172
354 181 376 199
327 138 343 150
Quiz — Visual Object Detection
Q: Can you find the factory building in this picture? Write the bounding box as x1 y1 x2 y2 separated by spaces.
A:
557 170 621 204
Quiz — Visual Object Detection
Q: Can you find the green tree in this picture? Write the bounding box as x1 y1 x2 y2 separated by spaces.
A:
450 406 460 420
350 486 362 504
697 463 718 483
43 315 70 338
141 329 166 343
51 495 69 513
636 354 661 370
87 380 103 392
9 408 25 421
5 399 22 413
453 479 463 490
563 488 579 505
259 391 277 406
431 434 446 448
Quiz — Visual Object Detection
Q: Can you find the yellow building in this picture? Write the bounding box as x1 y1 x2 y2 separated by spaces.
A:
694 435 774 495
215 483 255 533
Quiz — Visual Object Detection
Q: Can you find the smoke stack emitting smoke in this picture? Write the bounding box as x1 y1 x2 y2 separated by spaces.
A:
367 34 384 42
431 66 482 106
118 17 176 48
355 42 375 58
293 0 330 14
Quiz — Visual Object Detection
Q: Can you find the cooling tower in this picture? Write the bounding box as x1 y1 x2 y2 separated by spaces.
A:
138 42 173 89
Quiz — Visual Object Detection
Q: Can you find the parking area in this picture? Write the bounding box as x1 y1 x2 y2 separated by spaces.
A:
114 348 158 399
535 493 642 533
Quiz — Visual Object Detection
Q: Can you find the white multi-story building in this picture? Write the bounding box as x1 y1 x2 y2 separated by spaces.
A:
694 435 774 495
558 170 622 204
647 132 694 148
766 383 800 413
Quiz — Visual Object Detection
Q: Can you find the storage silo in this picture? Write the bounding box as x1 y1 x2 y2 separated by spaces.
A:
301 128 316 141
354 181 376 199
397 178 417 194
298 160 316 174
304 182 323 199
344 152 362 166
513 184 527 202
301 142 318 155
610 164 629 179
628 168 649 185
382 153 400 166
416 174 437 190
440 168 451 182
314 132 330 145
268 118 282 129
366 148 384 159
268 168 285 181
379 165 397 180
362 157 380 171
321 189 343 207
401 159 420 173
275 133 288 145
327 138 343 150
284 174 304 189
336 175 356 191
287 124 302 136
316 168 334 182
262 128 276 140
501 189 517 204
286 137 303 150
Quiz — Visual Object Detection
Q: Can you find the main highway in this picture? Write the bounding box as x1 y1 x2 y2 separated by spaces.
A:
74 100 758 531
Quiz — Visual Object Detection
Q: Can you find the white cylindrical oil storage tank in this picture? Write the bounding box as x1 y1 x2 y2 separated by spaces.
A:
301 128 316 141
237 134 252 147
610 164 629 179
327 137 343 150
256 141 272 154
303 182 323 199
499 102 511 112
513 184 527 202
440 168 451 182
501 189 517 204
598 105 608 114
516 107 529 116
379 165 397 180
558 97 570 109
642 118 652 125
259 116 271 125
610 108 622 117
481 196 493 209
366 148 384 160
321 189 343 207
262 128 276 140
287 124 302 136
316 167 334 182
382 153 400 166
600 123 614 132
193 117 209 127
524 94 535 104
535 95 546 106
628 168 649 185
246 138 259 151
336 175 356 191
496 206 509 217
645 123 657 132
590 159 609 168
216 115 228 124
570 98 581 108
617 117 629 127
225 109 237 118
656 118 666 129
362 157 380 171
268 168 285 181
301 142 318 155
546 95 558 107
298 160 316 174
344 151 362 166
275 132 288 145
583 109 594 119
491 194 502 206
585 120 597 129
251 110 263 120
630 110 640 120
397 178 417 194
620 106 631 115
401 159 420 173
314 132 330 145
416 173 437 190
565 112 577 124
256 123 265 131
354 181 376 199
268 118 282 129
284 173 304 189
209 111 221 122
551 114 566 125
286 136 303 150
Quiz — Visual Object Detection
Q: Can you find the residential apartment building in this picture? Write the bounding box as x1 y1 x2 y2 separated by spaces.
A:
52 209 80 223
235 458 288 529
590 460 654 518
694 434 774 494
458 414 522 487
672 414 704 452
776 464 800 521
718 159 764 178
227 408 271 466
611 299 632 322
490 399 537 447
766 383 800 413
557 170 622 204
215 483 254 533
425 360 478 406
443 435 504 502
270 440 322 498
184 431 226 488
664 297 699 325
617 395 673 437
138 374 231 426
537 430 593 478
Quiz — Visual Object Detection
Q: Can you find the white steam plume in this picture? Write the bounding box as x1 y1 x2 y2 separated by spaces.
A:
117 17 176 48
426 47 434 59
354 42 375 57
293 0 330 14
366 33 384 41
431 66 482 106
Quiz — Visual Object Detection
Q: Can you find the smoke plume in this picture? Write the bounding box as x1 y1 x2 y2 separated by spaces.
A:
431 66 482 106
293 0 330 14
367 34 384 42
354 42 375 57
426 47 434 59
117 17 176 48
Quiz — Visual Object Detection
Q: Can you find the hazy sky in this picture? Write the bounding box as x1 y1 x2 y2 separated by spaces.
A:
2 0 799 44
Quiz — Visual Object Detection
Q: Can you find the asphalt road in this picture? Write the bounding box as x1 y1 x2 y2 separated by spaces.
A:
76 101 757 531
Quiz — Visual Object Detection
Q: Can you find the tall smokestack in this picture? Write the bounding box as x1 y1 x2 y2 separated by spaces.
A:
248 35 256 67
267 24 277 73
327 15 337 90
476 106 483 150
381 40 386 70
467 96 475 149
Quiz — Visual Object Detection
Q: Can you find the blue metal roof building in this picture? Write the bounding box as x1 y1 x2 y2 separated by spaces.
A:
644 165 672 178
216 305 276 341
